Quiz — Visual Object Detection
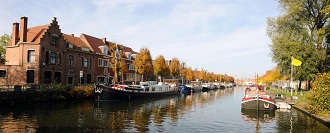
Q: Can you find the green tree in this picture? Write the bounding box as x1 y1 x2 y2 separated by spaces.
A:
154 55 169 81
169 57 180 78
134 47 153 81
267 0 330 87
0 33 10 64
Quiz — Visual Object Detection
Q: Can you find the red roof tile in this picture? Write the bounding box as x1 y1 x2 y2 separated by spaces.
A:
26 25 49 42
63 34 90 49
7 24 49 46
80 34 107 53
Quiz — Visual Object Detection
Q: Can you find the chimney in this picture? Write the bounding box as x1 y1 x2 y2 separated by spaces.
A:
102 38 106 43
12 22 19 45
20 16 28 42
71 34 74 36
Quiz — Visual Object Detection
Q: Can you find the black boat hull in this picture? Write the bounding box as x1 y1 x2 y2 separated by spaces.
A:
241 99 276 110
94 84 179 101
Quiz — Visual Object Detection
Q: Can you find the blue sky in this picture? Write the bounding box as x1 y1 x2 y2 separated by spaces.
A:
0 0 280 79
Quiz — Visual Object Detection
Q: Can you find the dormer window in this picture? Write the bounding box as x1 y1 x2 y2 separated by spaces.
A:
132 54 137 60
68 43 74 49
81 47 89 52
126 52 132 60
103 46 108 55
99 45 108 55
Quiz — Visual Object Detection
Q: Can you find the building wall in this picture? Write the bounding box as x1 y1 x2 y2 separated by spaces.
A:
0 17 142 87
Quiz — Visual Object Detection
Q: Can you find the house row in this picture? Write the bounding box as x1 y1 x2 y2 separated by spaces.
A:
0 16 142 87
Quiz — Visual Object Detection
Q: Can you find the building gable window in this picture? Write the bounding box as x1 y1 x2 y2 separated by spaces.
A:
50 52 56 64
68 55 74 66
28 50 36 63
51 33 59 46
0 70 6 78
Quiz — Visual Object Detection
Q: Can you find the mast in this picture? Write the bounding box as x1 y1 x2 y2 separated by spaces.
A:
256 73 259 111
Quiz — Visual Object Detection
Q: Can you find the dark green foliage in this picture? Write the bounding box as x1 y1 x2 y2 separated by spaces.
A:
0 84 93 105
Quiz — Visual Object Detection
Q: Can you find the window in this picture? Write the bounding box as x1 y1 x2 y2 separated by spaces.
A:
51 33 59 45
98 59 103 66
97 77 105 83
68 77 73 84
87 74 92 84
81 57 83 67
45 51 49 64
103 46 108 55
127 52 131 60
57 53 61 64
50 52 56 64
80 73 85 84
0 70 6 78
44 71 51 84
103 60 108 67
28 50 35 63
68 70 74 75
82 57 91 68
68 55 74 66
27 70 34 83
55 72 61 84
68 44 74 48
81 47 89 52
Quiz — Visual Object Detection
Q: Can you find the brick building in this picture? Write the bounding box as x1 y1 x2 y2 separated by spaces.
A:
0 17 140 88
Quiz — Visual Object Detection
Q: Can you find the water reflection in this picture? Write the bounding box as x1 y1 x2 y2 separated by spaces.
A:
93 89 233 132
241 109 276 132
0 87 328 132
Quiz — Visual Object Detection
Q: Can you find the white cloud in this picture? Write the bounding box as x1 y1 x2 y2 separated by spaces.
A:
0 0 278 78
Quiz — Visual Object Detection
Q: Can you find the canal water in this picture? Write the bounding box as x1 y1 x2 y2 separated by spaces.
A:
0 86 329 132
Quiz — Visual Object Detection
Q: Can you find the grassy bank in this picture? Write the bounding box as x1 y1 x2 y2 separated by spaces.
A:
0 85 94 105
267 87 330 126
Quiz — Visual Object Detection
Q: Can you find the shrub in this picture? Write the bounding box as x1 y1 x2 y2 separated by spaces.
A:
306 72 330 115
68 85 94 99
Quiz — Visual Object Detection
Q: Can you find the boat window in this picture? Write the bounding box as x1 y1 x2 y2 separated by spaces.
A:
145 87 149 92
152 87 155 91
159 87 162 91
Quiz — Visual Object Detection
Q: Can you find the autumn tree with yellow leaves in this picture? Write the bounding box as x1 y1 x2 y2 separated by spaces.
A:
261 67 281 84
169 58 180 78
154 55 170 81
134 47 153 81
